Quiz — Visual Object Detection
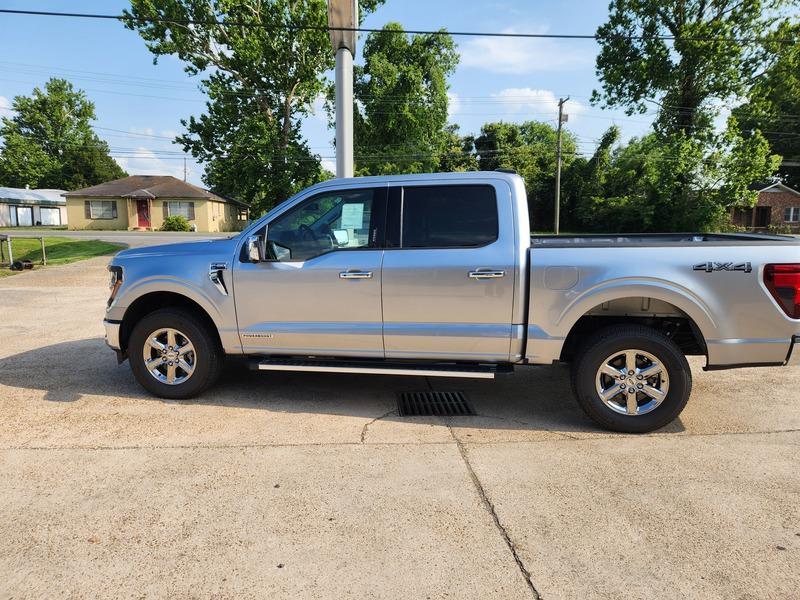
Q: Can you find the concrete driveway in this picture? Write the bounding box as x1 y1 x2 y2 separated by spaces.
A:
0 258 798 599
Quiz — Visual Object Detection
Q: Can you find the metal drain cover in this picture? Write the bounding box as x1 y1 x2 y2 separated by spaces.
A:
397 391 475 417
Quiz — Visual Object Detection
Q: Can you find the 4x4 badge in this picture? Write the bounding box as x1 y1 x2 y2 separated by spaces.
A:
693 262 752 273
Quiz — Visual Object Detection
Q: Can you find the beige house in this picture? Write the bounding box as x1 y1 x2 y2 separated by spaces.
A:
65 175 249 232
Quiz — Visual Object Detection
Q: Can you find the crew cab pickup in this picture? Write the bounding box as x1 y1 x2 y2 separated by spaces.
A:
104 172 800 432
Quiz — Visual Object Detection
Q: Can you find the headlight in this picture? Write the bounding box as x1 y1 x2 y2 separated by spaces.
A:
108 265 123 307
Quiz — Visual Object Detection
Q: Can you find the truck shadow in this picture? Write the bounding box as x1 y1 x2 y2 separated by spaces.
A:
0 337 686 435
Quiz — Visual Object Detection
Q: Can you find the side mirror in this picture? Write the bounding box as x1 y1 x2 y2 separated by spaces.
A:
246 235 264 263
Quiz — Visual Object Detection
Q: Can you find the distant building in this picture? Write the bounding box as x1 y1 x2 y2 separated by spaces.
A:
0 187 68 227
64 175 249 232
731 182 800 233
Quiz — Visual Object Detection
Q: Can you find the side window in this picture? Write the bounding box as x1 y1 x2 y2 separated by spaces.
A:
267 188 379 262
401 185 498 248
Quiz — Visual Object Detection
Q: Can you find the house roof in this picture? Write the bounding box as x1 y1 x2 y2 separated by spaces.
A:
64 175 249 207
748 181 800 196
0 187 67 206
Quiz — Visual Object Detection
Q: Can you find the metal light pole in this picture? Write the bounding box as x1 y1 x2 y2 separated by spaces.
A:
328 0 357 178
554 96 569 235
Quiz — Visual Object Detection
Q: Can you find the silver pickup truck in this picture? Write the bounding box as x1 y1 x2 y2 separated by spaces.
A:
104 172 800 432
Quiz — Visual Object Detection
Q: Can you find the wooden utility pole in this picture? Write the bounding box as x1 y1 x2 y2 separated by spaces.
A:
554 96 569 235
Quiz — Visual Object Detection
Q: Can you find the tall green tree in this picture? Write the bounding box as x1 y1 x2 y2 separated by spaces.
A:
472 121 578 228
352 22 458 175
592 0 794 138
125 0 383 214
733 21 800 187
0 78 125 189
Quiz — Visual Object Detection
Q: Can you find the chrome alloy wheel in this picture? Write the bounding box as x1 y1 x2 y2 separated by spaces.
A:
595 349 670 416
141 328 197 385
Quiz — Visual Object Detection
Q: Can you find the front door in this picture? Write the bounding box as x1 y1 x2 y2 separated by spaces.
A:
381 183 516 361
233 186 387 357
136 200 150 228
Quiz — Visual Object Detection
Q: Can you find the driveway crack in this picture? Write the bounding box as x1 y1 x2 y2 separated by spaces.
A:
448 424 542 599
360 409 396 443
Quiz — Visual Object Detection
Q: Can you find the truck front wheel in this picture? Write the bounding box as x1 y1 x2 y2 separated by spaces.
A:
129 308 223 400
571 325 692 433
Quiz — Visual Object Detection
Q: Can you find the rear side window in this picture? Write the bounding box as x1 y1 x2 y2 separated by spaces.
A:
401 185 498 248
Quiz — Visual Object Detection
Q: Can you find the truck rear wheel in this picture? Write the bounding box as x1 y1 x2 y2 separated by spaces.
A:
129 308 223 400
571 325 692 433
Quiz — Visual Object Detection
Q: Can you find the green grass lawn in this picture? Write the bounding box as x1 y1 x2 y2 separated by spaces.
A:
0 236 125 277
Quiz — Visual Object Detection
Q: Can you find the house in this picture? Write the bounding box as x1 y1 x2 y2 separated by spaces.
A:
0 187 67 227
730 182 800 233
64 175 249 232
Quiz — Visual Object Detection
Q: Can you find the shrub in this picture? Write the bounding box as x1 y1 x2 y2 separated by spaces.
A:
161 215 190 232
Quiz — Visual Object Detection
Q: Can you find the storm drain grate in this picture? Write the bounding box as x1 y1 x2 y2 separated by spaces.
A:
397 391 475 417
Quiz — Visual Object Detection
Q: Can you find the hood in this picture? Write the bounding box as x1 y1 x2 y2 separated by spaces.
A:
113 236 240 260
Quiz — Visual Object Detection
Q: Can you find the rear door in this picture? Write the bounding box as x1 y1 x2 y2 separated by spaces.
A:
381 182 516 361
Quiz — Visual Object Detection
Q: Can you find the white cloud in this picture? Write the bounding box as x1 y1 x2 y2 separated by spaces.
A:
0 95 13 115
321 158 336 175
459 26 592 74
447 91 460 119
489 88 585 121
310 93 329 125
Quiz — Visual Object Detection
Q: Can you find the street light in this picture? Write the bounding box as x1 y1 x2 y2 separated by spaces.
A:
328 0 357 178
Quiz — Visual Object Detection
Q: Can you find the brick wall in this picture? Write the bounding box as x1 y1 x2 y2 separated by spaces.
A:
757 190 800 227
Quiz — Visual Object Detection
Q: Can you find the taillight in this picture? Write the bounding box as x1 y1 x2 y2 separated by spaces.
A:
764 264 800 319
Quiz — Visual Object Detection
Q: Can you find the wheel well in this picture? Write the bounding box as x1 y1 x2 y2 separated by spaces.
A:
560 297 707 362
119 292 221 352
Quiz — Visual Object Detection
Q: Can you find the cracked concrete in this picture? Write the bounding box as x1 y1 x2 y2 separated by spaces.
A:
1 256 799 599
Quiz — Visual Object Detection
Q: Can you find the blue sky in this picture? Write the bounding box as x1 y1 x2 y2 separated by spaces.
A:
0 0 656 187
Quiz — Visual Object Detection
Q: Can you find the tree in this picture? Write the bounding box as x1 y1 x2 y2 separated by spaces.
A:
472 121 578 228
733 21 800 187
352 22 458 175
592 0 794 138
125 0 383 215
569 124 779 233
0 78 125 189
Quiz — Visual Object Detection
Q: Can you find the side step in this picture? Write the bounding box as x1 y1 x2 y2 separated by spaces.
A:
253 358 512 379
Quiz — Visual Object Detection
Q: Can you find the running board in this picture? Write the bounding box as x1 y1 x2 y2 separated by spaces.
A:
253 358 511 379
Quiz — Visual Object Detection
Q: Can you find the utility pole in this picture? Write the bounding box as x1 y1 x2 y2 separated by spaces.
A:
183 157 187 182
328 0 357 178
554 96 569 235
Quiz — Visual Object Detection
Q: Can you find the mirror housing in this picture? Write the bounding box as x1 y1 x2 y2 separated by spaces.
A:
246 235 264 263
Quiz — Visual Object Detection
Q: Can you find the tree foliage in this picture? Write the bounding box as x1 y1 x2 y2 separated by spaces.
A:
471 121 577 228
0 78 125 190
733 21 800 187
593 0 793 138
125 0 383 214
352 22 458 175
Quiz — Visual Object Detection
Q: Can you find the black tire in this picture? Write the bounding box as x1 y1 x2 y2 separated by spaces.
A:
570 325 692 433
129 308 223 399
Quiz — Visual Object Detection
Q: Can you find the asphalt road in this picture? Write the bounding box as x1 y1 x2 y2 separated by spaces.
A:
0 258 798 599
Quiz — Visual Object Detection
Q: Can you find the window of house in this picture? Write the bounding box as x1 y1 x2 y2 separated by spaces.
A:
10 206 34 227
39 207 61 226
400 185 498 248
785 207 800 223
84 200 117 220
166 201 195 220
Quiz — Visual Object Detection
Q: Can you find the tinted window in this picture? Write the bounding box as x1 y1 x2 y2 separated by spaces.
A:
401 185 498 248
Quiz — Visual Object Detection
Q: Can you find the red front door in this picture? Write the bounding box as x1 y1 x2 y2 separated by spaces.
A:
136 200 150 228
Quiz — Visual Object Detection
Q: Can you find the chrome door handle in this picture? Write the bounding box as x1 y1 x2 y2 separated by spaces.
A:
469 269 505 279
339 271 373 279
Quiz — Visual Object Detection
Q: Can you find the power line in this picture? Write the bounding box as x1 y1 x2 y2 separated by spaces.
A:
0 8 797 44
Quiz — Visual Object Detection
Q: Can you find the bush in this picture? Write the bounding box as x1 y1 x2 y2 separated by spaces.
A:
161 215 190 232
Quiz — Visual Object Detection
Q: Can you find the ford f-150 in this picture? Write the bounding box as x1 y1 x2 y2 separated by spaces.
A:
104 172 800 432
